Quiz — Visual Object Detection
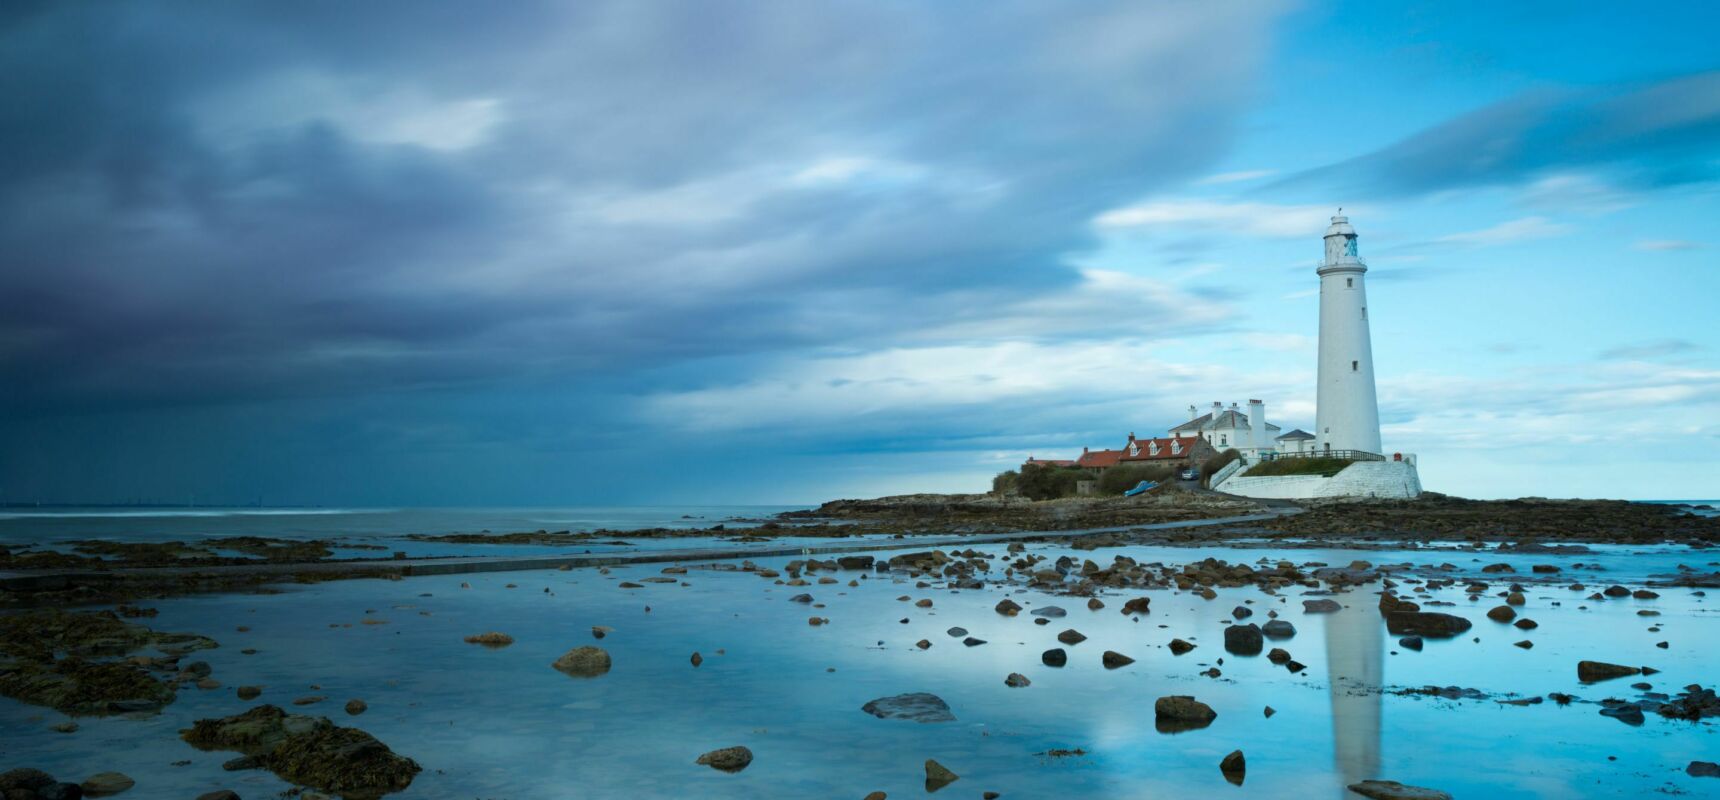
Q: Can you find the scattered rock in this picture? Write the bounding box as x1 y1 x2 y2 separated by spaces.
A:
551 646 612 678
962 637 986 647
924 759 959 792
1224 623 1263 655
1688 761 1720 778
1220 750 1245 785
1154 695 1217 733
1486 606 1516 623
1261 620 1296 639
1087 598 1105 610
1004 673 1030 688
1102 650 1135 668
946 627 968 638
695 746 753 773
344 699 366 716
1231 606 1252 620
180 705 420 798
1347 779 1453 800
80 772 135 796
861 693 955 723
1030 606 1066 618
1576 661 1641 682
1303 599 1341 613
1385 612 1472 638
995 599 1022 616
591 626 613 639
1169 638 1196 655
1121 597 1151 616
463 632 514 647
1398 636 1423 651
1057 629 1086 645
1042 648 1068 667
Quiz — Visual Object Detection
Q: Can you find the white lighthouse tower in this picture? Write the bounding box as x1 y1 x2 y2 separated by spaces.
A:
1314 214 1383 455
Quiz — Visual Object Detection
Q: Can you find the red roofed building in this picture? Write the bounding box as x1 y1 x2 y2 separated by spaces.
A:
1119 433 1215 465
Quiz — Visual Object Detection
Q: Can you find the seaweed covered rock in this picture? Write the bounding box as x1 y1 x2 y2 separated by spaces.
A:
0 609 216 716
551 646 612 678
181 704 420 798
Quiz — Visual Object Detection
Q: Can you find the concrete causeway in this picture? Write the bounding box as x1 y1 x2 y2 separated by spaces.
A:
0 509 1298 591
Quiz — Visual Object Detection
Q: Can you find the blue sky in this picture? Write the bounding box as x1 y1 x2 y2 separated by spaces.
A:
1 1 1716 505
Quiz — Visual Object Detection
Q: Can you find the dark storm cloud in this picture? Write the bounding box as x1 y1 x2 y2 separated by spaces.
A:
1277 70 1720 197
0 1 1284 417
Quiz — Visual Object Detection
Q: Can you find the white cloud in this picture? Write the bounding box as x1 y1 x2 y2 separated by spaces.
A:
1093 199 1347 238
1435 216 1572 246
1519 173 1637 215
1195 169 1276 185
1635 239 1704 251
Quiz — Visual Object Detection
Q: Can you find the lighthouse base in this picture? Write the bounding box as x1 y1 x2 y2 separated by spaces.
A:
1215 459 1422 501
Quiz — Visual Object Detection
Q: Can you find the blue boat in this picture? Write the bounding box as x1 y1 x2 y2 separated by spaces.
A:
1123 480 1158 497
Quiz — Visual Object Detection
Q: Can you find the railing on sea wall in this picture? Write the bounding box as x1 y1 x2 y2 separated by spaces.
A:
1259 449 1384 462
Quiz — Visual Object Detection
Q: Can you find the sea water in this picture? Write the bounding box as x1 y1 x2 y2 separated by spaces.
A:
5 531 1720 798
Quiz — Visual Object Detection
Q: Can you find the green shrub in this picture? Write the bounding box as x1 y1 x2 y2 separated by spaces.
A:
991 470 1021 495
1245 456 1355 477
1016 463 1088 501
1200 449 1241 487
1097 464 1176 495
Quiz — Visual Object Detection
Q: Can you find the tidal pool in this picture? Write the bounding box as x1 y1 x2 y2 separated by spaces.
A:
4 539 1718 798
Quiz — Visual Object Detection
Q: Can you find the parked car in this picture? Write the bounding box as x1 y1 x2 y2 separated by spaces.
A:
1178 468 1199 481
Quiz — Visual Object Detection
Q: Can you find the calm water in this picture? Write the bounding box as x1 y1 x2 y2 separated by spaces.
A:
5 533 1720 798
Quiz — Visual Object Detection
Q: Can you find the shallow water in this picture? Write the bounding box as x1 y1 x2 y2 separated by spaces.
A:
5 537 1720 798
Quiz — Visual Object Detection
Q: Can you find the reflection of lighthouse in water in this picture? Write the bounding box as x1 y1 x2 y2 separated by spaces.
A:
1324 596 1382 796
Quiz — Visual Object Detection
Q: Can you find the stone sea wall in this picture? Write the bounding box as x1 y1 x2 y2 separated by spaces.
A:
1216 460 1422 500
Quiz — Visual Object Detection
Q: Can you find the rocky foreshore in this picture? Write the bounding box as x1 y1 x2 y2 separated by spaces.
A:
1255 493 1720 544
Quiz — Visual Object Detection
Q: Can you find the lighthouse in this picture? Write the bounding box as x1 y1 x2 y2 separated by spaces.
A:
1314 214 1383 455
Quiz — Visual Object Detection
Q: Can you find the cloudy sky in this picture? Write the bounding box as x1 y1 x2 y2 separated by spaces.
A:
2 1 1716 506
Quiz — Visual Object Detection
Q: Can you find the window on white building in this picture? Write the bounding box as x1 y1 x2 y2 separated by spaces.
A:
1220 435 1227 446
1346 277 1353 288
1352 360 1358 371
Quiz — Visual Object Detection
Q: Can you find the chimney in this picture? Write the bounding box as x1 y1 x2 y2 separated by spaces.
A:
1211 401 1223 424
1128 431 1136 441
1248 399 1265 451
1083 446 1089 453
1188 404 1198 422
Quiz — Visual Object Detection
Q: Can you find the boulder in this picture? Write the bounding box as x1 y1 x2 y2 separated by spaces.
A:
1267 648 1291 665
1231 606 1252 620
1486 606 1516 623
837 556 875 570
1056 629 1086 645
1029 606 1066 618
1385 612 1472 638
861 693 955 723
80 772 135 796
1121 597 1152 616
1042 648 1068 667
551 646 612 678
1102 650 1135 669
1398 636 1423 651
1223 624 1263 656
1688 761 1720 778
995 599 1023 616
1220 750 1245 785
1168 638 1196 655
695 746 753 772
1303 599 1341 613
1347 780 1453 800
1154 695 1217 733
236 686 262 701
1004 673 1031 688
1261 620 1296 639
343 699 366 716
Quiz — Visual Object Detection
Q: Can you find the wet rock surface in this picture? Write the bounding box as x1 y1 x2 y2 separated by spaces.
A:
695 745 753 772
180 704 421 798
861 693 955 723
1346 779 1453 800
0 609 217 716
550 646 612 678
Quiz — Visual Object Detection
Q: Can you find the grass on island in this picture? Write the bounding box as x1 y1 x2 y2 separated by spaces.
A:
1243 456 1357 478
